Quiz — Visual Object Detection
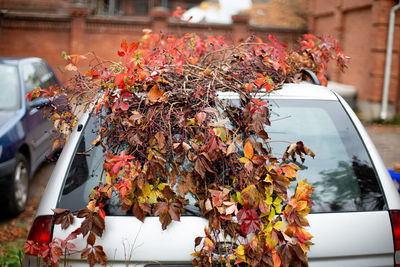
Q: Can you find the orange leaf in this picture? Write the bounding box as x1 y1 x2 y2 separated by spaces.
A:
69 54 86 65
189 56 199 65
148 84 164 102
243 142 254 160
52 139 60 150
121 38 128 52
272 248 281 267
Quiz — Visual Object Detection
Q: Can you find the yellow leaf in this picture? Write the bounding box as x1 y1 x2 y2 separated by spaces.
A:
297 200 308 211
204 237 214 249
268 207 276 221
234 245 245 257
50 114 60 121
191 251 201 257
214 127 227 142
265 222 272 233
273 221 284 230
186 118 195 126
105 173 113 185
65 63 77 72
238 157 250 164
273 197 282 206
275 204 282 214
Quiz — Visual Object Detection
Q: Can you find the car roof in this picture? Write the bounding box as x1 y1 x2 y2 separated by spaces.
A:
217 82 339 101
0 56 43 65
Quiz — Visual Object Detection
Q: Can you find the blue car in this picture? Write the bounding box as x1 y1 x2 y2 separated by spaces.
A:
0 57 59 216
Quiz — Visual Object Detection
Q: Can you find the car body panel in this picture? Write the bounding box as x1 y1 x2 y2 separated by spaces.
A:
26 83 400 266
0 57 58 212
45 212 394 266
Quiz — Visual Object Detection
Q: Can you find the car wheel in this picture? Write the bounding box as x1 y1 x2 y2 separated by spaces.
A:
7 153 30 216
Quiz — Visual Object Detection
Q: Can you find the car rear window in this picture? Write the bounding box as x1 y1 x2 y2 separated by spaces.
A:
57 99 386 214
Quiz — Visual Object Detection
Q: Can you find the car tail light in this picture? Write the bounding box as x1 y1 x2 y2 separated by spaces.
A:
389 210 400 266
25 215 53 255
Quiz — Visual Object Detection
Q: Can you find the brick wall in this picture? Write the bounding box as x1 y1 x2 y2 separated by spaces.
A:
309 0 400 119
0 4 304 84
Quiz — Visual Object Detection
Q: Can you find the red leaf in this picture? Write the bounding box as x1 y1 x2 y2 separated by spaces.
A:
251 99 268 107
24 240 39 255
237 208 260 235
128 41 139 53
195 112 207 124
254 73 265 88
65 228 82 242
112 161 121 174
98 208 106 220
119 101 129 111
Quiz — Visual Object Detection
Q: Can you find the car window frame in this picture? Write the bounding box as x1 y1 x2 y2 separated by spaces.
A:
56 96 388 215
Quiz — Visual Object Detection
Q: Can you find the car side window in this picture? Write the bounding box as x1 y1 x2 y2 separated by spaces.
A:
22 62 41 94
33 62 58 89
22 61 58 95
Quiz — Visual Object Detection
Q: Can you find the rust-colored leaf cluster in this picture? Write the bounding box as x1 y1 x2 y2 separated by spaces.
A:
24 30 348 266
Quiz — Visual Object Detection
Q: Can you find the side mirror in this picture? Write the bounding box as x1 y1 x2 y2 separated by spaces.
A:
28 98 51 109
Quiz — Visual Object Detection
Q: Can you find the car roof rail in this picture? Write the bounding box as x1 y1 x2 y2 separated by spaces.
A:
301 69 321 86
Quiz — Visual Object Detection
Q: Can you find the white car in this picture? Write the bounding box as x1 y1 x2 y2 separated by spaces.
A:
24 82 400 266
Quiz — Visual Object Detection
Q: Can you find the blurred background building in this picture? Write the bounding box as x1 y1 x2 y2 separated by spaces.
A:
309 0 400 120
0 0 399 120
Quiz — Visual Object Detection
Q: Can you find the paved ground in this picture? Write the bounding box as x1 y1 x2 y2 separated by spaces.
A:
365 124 400 169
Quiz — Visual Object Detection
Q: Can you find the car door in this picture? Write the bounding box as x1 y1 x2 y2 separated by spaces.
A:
21 60 54 171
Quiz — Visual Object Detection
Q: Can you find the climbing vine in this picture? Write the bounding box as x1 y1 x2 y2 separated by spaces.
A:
25 31 348 266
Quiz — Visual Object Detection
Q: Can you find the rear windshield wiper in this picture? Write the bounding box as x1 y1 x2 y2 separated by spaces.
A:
183 204 203 217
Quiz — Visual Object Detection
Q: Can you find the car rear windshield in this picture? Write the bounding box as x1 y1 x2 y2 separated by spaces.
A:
57 99 386 214
0 64 20 110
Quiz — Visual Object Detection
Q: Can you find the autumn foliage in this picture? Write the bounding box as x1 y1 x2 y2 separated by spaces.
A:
25 30 348 266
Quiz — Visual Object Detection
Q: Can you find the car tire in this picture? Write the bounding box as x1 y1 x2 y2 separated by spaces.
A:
7 153 30 216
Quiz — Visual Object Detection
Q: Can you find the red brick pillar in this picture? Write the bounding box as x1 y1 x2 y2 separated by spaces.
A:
150 7 170 34
332 1 344 82
371 0 398 104
172 0 185 10
308 0 317 33
123 1 135 15
232 13 250 44
68 6 89 55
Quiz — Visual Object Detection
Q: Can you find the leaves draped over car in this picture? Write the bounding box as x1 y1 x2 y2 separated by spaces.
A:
25 31 348 266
